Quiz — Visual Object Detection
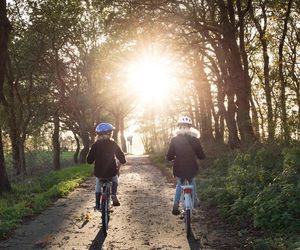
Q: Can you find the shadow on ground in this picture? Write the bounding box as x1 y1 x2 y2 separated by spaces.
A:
88 227 107 250
187 230 201 250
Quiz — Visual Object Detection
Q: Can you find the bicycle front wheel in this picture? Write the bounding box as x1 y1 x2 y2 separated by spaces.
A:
101 199 110 235
185 209 191 237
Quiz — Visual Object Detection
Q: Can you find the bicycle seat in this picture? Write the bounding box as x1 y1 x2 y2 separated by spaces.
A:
98 178 113 183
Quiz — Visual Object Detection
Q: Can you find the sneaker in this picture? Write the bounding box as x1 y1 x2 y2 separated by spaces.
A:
172 208 180 215
94 206 100 211
111 195 120 206
172 203 180 215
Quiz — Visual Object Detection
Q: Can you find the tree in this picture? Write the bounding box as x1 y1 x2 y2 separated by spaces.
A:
0 128 10 192
0 0 10 104
249 0 275 140
0 0 11 192
278 0 294 141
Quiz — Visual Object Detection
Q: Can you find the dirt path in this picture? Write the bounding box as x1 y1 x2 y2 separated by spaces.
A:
0 156 242 250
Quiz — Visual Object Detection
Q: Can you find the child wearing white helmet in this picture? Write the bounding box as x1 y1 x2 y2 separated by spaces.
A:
166 116 206 215
87 123 126 209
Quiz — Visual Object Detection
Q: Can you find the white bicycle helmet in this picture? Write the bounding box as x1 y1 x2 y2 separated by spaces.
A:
177 116 193 126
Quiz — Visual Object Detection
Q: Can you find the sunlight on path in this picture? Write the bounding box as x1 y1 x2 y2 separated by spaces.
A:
102 156 191 249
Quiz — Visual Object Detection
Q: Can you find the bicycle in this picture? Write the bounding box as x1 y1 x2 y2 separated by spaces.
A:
179 178 195 236
98 178 113 235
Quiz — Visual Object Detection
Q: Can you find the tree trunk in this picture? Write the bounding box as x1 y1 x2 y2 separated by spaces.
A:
226 35 255 145
253 93 266 140
112 118 120 143
120 116 127 153
78 130 90 164
193 55 214 143
279 0 293 141
215 83 225 144
250 96 260 140
217 0 256 145
0 0 10 104
73 131 80 164
9 131 21 175
0 0 11 192
249 1 274 140
212 40 240 147
0 129 11 193
52 111 60 170
19 136 26 175
5 74 21 174
194 95 201 130
227 93 241 148
262 41 274 140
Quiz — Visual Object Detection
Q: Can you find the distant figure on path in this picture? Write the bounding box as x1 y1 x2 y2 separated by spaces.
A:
127 135 133 154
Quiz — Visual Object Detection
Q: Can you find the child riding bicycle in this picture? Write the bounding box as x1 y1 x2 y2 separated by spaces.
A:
87 122 126 209
166 116 206 215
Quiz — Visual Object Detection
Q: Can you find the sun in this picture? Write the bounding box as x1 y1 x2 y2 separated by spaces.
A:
126 55 176 103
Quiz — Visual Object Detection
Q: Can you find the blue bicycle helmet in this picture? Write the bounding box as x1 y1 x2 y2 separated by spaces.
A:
95 123 115 134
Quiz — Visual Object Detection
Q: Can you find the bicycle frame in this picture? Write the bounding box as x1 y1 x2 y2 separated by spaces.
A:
180 179 194 236
99 179 112 235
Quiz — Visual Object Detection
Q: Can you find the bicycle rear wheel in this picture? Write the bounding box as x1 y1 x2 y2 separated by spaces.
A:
185 209 191 237
101 199 110 235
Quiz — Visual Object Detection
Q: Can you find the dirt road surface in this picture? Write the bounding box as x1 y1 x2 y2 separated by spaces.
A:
0 156 242 250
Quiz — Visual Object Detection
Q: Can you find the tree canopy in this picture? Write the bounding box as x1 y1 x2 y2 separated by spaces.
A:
0 0 299 187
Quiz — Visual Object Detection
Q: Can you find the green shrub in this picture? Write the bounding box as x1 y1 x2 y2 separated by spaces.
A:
0 164 92 239
149 152 173 177
253 147 300 232
196 143 300 247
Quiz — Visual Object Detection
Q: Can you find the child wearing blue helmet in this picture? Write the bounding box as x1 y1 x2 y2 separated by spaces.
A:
87 122 126 209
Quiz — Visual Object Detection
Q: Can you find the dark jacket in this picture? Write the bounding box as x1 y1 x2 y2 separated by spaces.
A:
166 131 205 179
86 138 126 178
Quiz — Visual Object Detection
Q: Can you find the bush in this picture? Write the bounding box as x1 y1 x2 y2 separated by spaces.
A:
197 143 300 247
0 164 92 239
253 147 300 232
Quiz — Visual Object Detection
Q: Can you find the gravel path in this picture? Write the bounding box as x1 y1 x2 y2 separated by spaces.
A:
0 155 242 250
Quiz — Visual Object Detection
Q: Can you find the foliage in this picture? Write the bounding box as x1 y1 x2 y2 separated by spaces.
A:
5 151 75 178
0 164 92 239
196 143 300 248
148 152 173 178
253 147 300 231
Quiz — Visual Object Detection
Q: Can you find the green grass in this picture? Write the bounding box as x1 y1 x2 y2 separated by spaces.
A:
0 164 93 239
60 151 75 161
4 151 76 179
149 153 173 178
5 151 75 170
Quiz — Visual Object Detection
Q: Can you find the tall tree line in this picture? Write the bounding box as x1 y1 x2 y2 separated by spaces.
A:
0 0 11 192
0 0 135 192
0 0 299 191
110 0 299 150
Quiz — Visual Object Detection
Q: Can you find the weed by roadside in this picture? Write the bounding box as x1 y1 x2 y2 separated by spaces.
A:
0 164 93 239
197 143 300 249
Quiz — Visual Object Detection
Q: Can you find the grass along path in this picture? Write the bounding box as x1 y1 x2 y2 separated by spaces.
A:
0 164 93 239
